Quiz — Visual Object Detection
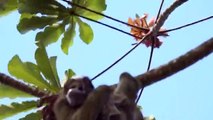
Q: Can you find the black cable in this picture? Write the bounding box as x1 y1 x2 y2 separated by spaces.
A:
62 0 149 32
136 0 165 103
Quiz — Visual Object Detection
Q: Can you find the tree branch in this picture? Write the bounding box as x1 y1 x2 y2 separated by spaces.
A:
0 73 48 98
153 0 188 34
136 37 213 88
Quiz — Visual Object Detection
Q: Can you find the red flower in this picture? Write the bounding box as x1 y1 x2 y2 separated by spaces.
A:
128 14 168 48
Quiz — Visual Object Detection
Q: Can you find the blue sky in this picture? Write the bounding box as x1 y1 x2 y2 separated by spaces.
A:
0 0 213 120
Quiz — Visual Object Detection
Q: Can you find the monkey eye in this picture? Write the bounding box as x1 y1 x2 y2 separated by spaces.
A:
78 86 83 91
69 85 84 91
70 85 76 89
70 84 79 89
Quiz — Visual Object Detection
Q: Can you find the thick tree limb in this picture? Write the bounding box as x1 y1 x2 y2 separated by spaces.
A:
0 73 48 97
136 37 213 87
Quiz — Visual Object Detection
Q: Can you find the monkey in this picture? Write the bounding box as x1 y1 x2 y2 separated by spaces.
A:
71 85 112 120
53 73 144 120
39 94 58 120
53 76 95 120
63 76 94 107
113 72 143 120
53 76 113 120
98 72 144 120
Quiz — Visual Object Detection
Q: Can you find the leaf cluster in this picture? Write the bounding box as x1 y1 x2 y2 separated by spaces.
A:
1 0 106 54
0 0 106 119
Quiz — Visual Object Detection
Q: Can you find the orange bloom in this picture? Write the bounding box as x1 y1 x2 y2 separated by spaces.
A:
128 14 168 48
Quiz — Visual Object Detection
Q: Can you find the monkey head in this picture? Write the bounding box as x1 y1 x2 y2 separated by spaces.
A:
63 76 94 107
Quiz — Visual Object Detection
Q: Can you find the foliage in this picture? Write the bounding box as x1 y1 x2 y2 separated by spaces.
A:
35 45 61 89
0 44 76 119
0 101 37 119
17 0 106 54
19 111 42 120
0 84 32 99
144 115 156 120
8 55 54 91
0 0 160 119
1 0 210 119
0 0 17 17
0 0 106 54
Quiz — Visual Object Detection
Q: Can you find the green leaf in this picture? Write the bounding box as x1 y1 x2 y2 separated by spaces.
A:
0 101 37 119
36 24 65 47
77 18 93 44
35 47 60 91
19 111 42 120
144 115 156 120
0 84 32 99
0 0 18 17
19 13 33 20
50 56 60 87
76 0 106 20
61 22 76 54
17 16 58 34
65 69 75 79
85 0 107 11
18 0 66 15
8 55 52 91
137 105 142 110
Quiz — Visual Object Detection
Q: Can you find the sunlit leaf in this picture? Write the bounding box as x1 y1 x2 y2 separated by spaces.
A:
0 101 37 120
0 0 17 17
19 111 42 120
137 105 142 110
36 24 65 47
0 84 32 99
17 16 58 34
144 115 156 120
18 0 66 15
8 55 52 91
85 0 107 11
76 0 106 20
65 69 75 79
61 22 76 54
77 18 93 44
49 56 60 88
19 13 33 20
35 47 60 91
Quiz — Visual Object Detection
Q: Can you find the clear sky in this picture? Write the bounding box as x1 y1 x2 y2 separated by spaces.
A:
0 0 213 120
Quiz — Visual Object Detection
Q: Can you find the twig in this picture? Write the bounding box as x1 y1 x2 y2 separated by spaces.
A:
136 37 213 88
0 73 48 98
153 0 188 35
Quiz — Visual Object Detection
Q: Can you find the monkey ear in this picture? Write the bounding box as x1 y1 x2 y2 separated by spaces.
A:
82 77 94 91
117 72 140 101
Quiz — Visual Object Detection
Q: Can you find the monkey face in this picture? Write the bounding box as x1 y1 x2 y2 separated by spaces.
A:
63 76 94 107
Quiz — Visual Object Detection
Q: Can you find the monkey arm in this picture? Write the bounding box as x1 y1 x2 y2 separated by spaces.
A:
71 85 112 120
112 72 144 120
114 72 142 102
53 90 73 120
